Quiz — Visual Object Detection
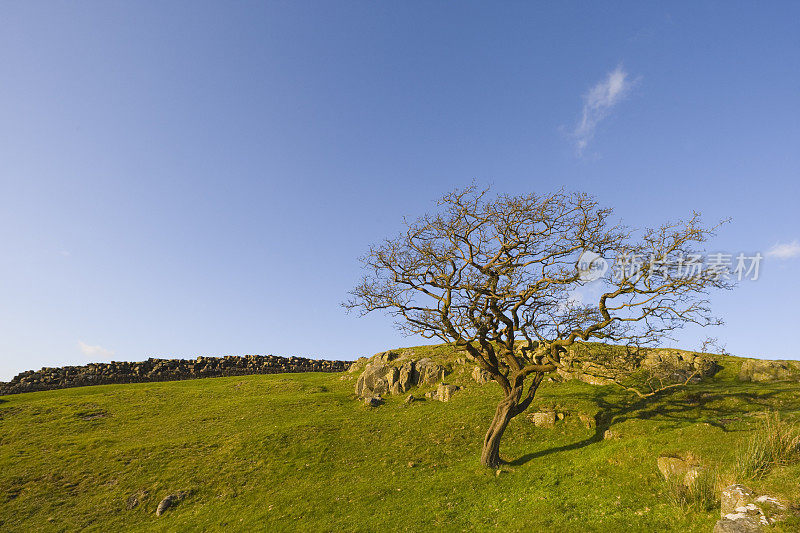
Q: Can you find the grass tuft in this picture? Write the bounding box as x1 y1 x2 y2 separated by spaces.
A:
664 465 720 511
735 411 800 480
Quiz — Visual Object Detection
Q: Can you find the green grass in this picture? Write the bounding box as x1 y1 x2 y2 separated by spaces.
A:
2 349 800 532
734 412 800 481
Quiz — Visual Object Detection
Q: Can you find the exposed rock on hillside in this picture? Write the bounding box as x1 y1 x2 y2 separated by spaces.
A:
355 351 448 398
0 355 349 395
557 349 720 386
738 359 800 383
353 345 731 403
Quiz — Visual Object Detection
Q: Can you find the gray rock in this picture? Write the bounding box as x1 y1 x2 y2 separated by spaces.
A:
713 515 763 533
416 358 446 385
435 383 459 402
721 485 757 517
385 366 399 388
397 361 416 393
355 362 390 398
156 492 187 516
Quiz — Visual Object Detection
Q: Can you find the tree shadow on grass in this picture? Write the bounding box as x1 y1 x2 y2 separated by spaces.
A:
508 386 782 466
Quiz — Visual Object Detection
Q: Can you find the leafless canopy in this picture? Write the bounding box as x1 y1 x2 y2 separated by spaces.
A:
346 186 731 467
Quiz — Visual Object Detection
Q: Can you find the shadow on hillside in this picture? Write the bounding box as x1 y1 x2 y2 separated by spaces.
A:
508 387 781 466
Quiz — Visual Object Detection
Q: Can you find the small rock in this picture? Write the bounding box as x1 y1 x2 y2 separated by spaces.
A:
495 469 502 477
407 461 416 468
404 394 416 405
156 492 187 516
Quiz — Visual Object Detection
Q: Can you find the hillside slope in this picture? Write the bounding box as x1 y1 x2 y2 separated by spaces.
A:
1 345 800 532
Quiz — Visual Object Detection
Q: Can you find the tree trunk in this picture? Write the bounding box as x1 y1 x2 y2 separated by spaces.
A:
480 396 517 468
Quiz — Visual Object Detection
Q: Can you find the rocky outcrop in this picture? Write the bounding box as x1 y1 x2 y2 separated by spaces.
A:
640 352 720 383
0 355 349 396
713 484 788 532
558 350 720 386
738 359 800 383
354 351 448 399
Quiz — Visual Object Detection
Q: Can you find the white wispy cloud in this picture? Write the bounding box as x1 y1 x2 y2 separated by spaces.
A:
767 240 800 259
573 65 634 155
78 341 115 359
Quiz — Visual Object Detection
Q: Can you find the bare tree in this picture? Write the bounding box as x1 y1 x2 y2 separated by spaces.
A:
345 186 732 468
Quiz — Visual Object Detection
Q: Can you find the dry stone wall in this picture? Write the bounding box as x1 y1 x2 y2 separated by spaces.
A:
0 355 349 395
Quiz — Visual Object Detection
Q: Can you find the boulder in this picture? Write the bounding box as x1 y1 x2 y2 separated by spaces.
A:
656 453 702 487
715 486 787 530
713 515 763 533
603 429 617 440
355 362 390 398
435 383 459 402
156 491 187 516
721 485 757 517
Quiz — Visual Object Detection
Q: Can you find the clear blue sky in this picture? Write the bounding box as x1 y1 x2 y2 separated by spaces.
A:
1 2 798 380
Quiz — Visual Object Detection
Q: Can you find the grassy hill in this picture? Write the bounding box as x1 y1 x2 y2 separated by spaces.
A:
2 345 800 532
